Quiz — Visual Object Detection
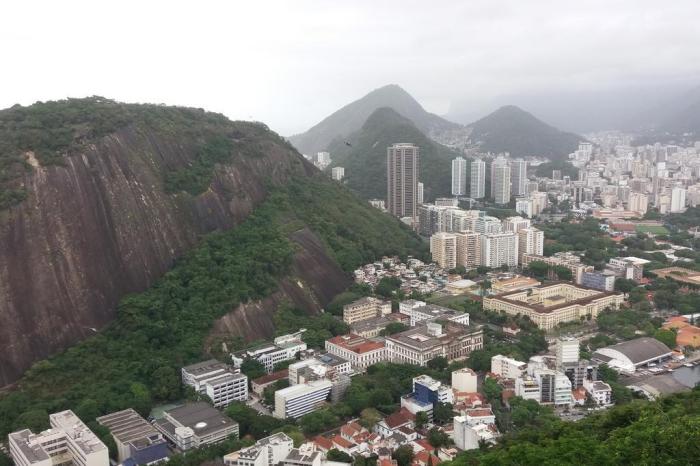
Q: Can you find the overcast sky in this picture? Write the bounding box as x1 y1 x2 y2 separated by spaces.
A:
3 0 700 135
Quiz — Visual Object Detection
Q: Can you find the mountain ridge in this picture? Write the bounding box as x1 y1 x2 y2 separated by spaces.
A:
288 84 460 155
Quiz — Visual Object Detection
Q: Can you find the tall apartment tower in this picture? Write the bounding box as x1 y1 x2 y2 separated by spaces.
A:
510 160 527 196
492 162 511 205
470 159 485 199
452 157 468 196
430 232 457 269
517 227 544 264
387 143 420 221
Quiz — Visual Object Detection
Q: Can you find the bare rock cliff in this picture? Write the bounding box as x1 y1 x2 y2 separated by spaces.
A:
0 123 313 386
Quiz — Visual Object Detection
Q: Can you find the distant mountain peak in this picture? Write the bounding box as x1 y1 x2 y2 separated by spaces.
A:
289 84 459 154
467 105 582 159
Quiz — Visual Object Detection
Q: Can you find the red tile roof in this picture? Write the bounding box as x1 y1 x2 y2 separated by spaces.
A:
332 435 355 449
327 334 385 353
313 436 333 451
251 369 289 385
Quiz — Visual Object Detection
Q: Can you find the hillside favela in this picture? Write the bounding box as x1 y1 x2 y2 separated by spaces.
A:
1 2 699 466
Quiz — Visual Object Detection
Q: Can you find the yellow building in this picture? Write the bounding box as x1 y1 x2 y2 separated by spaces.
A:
483 283 624 330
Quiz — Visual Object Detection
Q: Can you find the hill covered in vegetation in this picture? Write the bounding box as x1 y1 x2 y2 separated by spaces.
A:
289 84 460 155
0 97 426 388
466 105 582 159
327 107 461 200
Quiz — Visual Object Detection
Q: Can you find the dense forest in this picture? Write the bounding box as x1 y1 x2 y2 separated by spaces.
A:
446 387 700 465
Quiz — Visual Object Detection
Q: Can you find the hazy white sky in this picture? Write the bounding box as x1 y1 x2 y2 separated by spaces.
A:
2 0 700 134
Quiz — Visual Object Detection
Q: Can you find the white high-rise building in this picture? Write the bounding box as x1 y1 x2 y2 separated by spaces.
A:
503 216 531 233
430 232 457 269
556 338 580 367
516 198 533 218
517 227 544 264
417 182 424 205
492 162 511 205
452 157 468 196
470 159 486 199
331 167 345 181
480 233 518 268
671 186 687 213
628 192 648 215
510 160 527 196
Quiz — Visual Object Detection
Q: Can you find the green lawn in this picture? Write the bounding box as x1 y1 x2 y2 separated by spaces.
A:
635 225 669 235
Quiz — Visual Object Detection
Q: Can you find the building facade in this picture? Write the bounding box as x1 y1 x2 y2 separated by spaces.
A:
387 143 420 221
452 157 468 196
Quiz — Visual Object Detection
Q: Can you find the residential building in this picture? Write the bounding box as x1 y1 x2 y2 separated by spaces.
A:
154 402 238 451
430 232 457 269
470 159 486 199
671 186 687 213
435 197 459 207
514 376 540 401
387 143 420 221
483 283 624 330
452 157 468 196
516 197 533 218
342 297 391 324
473 215 502 234
492 161 511 205
502 216 530 233
556 338 580 367
96 409 168 464
182 360 248 407
417 182 424 205
325 334 387 372
223 433 293 466
9 410 109 466
274 380 333 419
581 271 616 291
452 368 477 393
331 167 345 181
281 448 322 466
480 233 518 268
490 355 527 379
517 228 543 264
608 257 648 281
232 332 307 373
385 321 484 366
583 380 612 406
453 415 498 450
535 369 572 406
510 160 527 196
628 192 648 215
455 231 481 268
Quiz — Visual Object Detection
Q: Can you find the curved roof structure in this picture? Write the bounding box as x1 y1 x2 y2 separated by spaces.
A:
593 337 672 371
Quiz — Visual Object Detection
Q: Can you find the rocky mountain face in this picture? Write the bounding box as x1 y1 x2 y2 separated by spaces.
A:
0 99 329 386
288 84 461 155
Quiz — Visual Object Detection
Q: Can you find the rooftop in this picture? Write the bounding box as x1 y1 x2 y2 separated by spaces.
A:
161 402 237 437
327 334 385 353
50 410 108 455
595 337 672 364
386 321 482 350
182 359 228 377
487 282 622 314
96 408 161 445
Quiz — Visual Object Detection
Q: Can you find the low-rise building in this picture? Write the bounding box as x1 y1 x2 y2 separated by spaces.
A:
9 410 109 466
182 360 248 407
581 271 616 292
514 375 540 402
233 332 307 373
592 337 673 373
453 415 499 451
490 355 527 379
491 276 541 294
521 252 593 284
96 409 169 465
401 375 454 419
385 322 484 366
251 370 289 396
154 402 239 451
350 313 409 338
342 297 391 324
273 380 333 419
398 301 470 327
325 334 387 373
584 380 612 406
223 433 293 466
483 283 624 330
